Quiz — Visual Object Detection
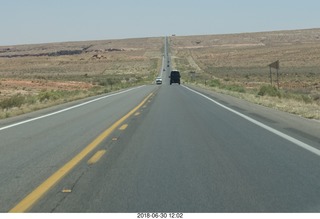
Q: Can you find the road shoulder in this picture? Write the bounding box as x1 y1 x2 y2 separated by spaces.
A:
185 84 320 149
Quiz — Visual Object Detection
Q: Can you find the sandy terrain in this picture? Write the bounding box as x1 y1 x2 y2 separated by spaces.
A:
0 29 319 119
0 37 163 118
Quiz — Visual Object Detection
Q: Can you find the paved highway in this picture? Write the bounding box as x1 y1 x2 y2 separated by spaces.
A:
1 37 320 212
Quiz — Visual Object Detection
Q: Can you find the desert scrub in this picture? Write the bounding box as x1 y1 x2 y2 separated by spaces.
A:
281 91 314 104
208 79 245 93
38 90 64 102
222 84 246 93
37 90 84 102
0 94 25 110
208 79 221 87
258 85 281 98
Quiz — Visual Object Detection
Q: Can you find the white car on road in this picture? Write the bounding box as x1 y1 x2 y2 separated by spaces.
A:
156 77 162 85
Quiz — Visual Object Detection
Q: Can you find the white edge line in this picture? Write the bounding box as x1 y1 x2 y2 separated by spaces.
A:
183 85 320 157
0 86 145 131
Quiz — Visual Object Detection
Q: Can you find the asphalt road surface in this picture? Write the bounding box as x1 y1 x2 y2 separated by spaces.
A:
1 37 320 212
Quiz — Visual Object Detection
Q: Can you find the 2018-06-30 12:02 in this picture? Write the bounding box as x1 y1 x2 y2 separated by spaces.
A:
137 213 183 219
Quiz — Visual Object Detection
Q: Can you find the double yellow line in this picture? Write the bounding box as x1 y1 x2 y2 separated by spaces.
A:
10 92 153 213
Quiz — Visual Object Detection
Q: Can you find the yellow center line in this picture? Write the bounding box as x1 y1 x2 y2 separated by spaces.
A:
9 92 153 213
87 150 106 165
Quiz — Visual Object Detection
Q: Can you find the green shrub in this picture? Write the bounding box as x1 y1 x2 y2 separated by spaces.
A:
258 85 281 98
0 94 25 109
38 90 63 102
301 95 313 104
208 79 245 93
224 84 246 93
209 79 221 87
25 96 37 105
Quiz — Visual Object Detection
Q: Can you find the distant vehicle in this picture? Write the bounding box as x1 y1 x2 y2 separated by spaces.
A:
156 77 162 85
169 70 180 85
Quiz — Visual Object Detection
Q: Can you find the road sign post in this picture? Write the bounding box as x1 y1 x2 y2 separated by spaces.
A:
268 60 280 88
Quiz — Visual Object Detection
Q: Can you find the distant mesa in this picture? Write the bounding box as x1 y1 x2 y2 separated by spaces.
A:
0 49 82 58
0 47 125 58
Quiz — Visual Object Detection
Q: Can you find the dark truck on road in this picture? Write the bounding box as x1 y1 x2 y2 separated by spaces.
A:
170 70 180 85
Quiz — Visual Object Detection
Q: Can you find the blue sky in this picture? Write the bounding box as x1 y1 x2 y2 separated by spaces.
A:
1 0 319 46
